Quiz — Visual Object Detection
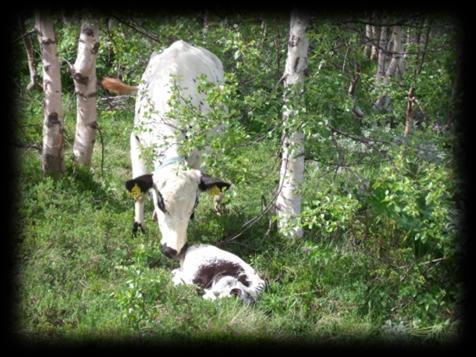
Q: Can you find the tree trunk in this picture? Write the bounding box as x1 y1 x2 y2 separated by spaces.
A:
402 26 411 75
446 66 460 129
375 26 388 83
364 24 372 58
385 26 403 80
404 86 415 136
20 18 37 91
374 26 391 111
260 18 267 47
35 14 65 175
348 63 364 118
276 11 310 239
370 25 379 61
71 19 100 168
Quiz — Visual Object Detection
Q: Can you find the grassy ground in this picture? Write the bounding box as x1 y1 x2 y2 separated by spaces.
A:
14 94 459 345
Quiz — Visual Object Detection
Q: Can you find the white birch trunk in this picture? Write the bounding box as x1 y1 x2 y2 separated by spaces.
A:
375 26 388 83
370 25 379 61
72 19 100 168
401 27 411 75
364 24 372 57
276 11 309 239
384 26 403 81
375 26 405 112
374 26 391 111
35 14 65 175
348 63 364 118
404 87 415 136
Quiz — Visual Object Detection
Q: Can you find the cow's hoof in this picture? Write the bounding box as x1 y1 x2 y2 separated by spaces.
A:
132 221 145 236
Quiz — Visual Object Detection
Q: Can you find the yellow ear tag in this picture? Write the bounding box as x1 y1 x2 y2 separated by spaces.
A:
208 185 221 196
130 183 142 200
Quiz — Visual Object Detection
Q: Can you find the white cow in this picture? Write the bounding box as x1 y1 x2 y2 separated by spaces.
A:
172 244 266 303
106 41 231 259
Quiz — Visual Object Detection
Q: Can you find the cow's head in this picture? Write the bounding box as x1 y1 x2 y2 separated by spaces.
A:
125 169 230 259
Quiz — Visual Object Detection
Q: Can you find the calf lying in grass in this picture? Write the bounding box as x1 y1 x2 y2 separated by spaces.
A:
172 244 265 303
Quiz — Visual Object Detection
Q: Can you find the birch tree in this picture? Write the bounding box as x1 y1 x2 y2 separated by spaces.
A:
375 26 388 83
71 19 100 168
348 63 364 118
404 86 415 136
385 26 403 80
35 14 65 175
276 11 310 239
370 25 379 60
364 24 372 58
374 25 406 112
373 25 390 111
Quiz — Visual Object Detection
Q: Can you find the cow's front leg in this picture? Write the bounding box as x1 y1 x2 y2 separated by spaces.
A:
132 198 146 236
213 192 228 216
130 132 148 236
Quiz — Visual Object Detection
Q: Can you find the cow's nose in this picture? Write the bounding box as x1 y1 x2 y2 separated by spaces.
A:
160 244 178 259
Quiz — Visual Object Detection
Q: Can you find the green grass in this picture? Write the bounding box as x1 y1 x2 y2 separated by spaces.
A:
14 100 459 345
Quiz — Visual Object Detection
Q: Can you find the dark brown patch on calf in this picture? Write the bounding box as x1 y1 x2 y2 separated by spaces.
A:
238 274 251 287
193 260 244 289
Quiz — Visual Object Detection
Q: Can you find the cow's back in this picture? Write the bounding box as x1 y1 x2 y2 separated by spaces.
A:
133 41 224 165
135 41 224 128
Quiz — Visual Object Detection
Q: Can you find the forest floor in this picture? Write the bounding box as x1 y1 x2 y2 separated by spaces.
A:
13 97 460 346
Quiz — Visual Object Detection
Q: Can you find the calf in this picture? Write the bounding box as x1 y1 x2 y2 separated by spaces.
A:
172 244 266 303
104 41 231 259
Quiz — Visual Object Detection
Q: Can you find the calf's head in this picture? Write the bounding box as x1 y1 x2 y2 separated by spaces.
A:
125 169 230 259
202 275 257 303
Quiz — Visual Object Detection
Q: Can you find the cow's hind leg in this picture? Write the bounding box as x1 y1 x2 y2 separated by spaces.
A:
130 133 148 235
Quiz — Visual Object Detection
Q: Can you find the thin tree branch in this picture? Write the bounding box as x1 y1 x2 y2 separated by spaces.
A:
334 14 428 28
13 28 37 43
18 17 39 91
110 15 161 43
416 19 432 77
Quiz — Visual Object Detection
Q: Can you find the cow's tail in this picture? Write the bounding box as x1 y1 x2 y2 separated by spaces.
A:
101 77 138 95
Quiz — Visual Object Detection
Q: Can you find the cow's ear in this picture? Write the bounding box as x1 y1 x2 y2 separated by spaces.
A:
199 172 231 194
125 174 154 199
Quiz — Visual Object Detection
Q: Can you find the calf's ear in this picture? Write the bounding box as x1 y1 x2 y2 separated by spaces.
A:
198 172 231 194
125 174 154 199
